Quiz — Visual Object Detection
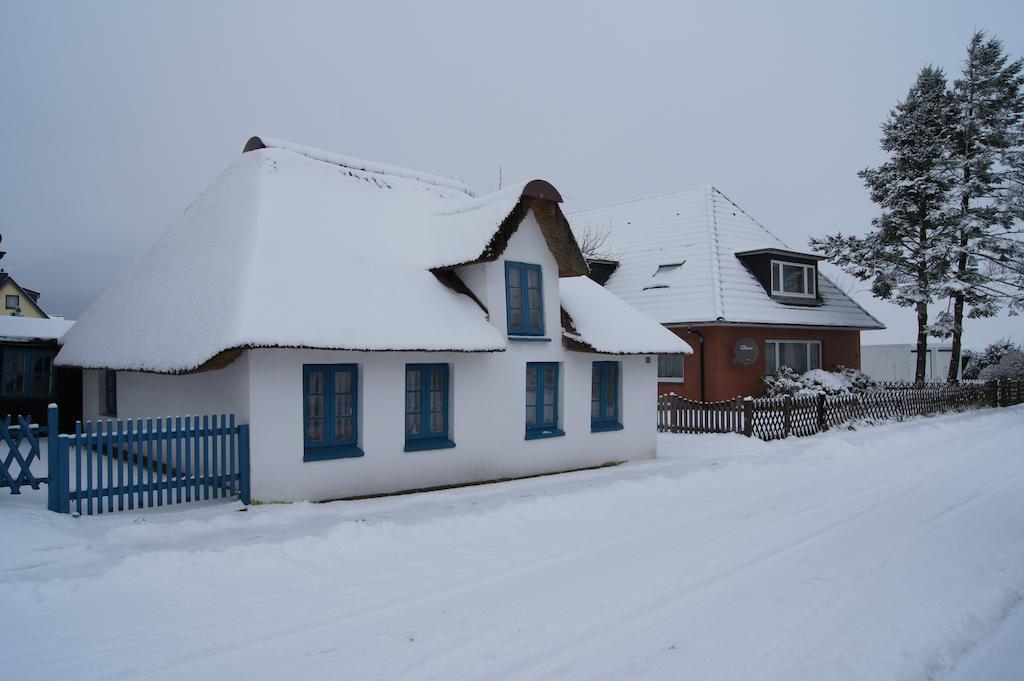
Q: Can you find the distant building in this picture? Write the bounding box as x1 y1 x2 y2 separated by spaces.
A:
0 315 81 430
860 344 962 383
572 186 884 401
0 272 47 318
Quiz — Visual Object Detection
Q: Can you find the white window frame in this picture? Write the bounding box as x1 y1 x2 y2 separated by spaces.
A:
770 260 816 299
657 354 685 382
765 339 822 376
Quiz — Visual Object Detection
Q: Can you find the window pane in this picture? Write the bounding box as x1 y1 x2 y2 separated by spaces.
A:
406 390 421 413
335 418 352 441
527 268 540 289
29 355 52 397
543 405 554 423
509 266 523 290
4 352 26 394
658 354 683 379
429 412 443 433
771 263 780 292
779 342 808 373
308 394 324 418
528 308 541 329
592 367 600 400
406 369 420 392
806 269 816 296
429 390 444 411
430 369 444 390
406 413 421 435
335 394 352 418
306 419 325 442
335 370 352 394
766 342 778 375
809 343 822 370
527 288 540 310
782 265 805 294
526 404 537 425
510 306 523 328
308 371 324 395
543 380 555 407
605 368 617 417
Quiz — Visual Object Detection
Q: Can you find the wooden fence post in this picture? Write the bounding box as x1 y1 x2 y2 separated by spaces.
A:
783 395 792 438
237 424 251 505
46 404 61 513
816 393 827 432
742 397 754 438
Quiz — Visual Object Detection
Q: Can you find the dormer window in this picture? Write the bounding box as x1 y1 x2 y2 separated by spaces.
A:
505 261 544 336
770 260 816 299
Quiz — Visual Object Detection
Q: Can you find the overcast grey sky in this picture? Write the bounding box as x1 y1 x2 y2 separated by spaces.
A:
1 1 1022 349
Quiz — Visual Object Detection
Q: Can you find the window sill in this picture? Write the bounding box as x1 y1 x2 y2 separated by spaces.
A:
508 335 551 342
591 421 624 433
525 428 565 440
404 437 456 452
303 445 365 462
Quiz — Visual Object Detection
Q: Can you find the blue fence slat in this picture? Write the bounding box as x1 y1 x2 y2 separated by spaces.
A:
106 422 114 513
228 414 236 496
219 414 228 498
86 421 95 515
116 420 125 512
146 418 155 509
238 424 251 505
174 416 183 505
74 422 83 515
202 415 210 501
211 415 220 499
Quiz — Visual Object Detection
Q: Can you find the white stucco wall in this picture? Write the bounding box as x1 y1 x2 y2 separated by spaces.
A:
81 353 250 423
79 209 661 501
860 344 960 382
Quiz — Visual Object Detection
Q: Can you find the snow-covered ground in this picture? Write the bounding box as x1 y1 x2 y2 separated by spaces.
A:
3 407 1023 681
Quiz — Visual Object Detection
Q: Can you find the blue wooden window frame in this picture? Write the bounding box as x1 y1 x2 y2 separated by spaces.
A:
505 261 545 336
405 363 455 452
302 364 363 461
591 361 623 432
525 362 563 439
102 370 117 417
1 348 56 399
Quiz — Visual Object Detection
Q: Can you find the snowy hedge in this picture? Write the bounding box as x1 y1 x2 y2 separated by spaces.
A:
762 366 879 398
978 351 1024 381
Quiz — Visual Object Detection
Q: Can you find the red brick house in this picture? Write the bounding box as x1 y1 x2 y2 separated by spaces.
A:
572 186 884 401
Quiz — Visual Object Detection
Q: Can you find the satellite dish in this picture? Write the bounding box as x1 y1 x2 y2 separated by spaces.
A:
734 338 759 366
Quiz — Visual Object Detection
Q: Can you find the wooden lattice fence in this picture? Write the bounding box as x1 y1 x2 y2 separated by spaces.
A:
657 379 1022 441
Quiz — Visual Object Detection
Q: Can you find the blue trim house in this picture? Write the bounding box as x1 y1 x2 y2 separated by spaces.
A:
57 137 691 501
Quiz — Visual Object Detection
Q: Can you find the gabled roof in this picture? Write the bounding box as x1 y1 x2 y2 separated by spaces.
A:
0 273 47 317
569 185 884 330
58 137 588 373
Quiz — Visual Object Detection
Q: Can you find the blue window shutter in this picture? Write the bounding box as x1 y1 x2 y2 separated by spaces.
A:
506 262 544 336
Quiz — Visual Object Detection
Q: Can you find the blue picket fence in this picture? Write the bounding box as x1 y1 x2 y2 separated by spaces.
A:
44 406 250 515
0 414 48 494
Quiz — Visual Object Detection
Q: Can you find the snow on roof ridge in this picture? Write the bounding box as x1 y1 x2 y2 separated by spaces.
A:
704 186 726 319
568 183 712 215
251 136 473 196
431 181 530 216
708 186 789 249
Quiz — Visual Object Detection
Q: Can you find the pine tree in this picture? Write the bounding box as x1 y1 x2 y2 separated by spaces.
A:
811 67 957 383
937 31 1024 382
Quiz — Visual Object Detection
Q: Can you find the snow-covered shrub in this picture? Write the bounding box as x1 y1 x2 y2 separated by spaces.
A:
762 366 879 397
963 339 1022 379
978 351 1024 381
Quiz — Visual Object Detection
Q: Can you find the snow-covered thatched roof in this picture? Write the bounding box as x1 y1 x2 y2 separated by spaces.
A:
570 186 885 330
59 137 692 372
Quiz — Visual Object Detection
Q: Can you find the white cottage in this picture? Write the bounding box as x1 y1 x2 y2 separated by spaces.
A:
57 137 691 501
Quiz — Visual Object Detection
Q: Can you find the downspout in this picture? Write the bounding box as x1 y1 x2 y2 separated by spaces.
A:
688 324 706 402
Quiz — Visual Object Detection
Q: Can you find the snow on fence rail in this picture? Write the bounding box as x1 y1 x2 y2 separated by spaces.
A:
658 379 1023 441
39 406 251 515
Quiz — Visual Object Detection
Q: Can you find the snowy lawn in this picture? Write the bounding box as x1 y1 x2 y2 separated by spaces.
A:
3 407 1024 681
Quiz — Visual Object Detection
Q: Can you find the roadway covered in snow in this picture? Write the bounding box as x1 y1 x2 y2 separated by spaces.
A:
3 407 1023 680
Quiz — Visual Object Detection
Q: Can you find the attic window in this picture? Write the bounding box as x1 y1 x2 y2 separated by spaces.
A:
643 261 686 290
770 260 816 299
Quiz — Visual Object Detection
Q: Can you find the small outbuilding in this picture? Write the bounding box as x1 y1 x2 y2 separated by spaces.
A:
57 137 690 502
